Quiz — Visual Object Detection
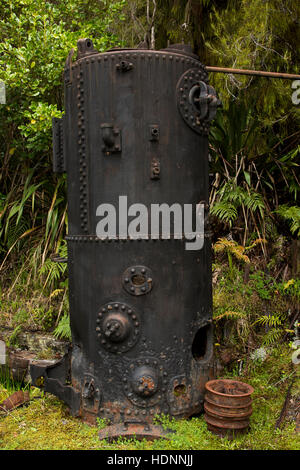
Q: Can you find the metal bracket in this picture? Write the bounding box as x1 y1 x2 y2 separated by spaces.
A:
150 158 160 180
116 60 133 72
82 374 101 414
101 124 122 155
64 48 74 85
77 38 98 60
149 125 159 141
50 254 68 263
30 350 81 416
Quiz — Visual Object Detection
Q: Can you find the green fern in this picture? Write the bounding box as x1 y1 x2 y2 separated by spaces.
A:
39 241 68 289
276 205 300 237
261 328 283 346
210 180 265 227
6 217 30 249
243 192 265 215
253 313 284 328
53 314 71 341
253 312 287 346
210 201 238 225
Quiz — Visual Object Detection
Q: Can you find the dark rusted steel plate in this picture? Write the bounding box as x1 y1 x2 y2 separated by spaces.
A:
98 422 172 441
31 38 220 431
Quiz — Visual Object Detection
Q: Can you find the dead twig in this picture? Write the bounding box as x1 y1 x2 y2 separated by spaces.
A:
275 377 295 429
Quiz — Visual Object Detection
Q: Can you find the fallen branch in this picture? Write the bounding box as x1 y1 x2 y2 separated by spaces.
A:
275 377 295 429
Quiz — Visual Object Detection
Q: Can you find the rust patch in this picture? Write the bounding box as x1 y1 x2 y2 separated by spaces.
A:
0 390 30 412
204 379 254 437
139 375 155 394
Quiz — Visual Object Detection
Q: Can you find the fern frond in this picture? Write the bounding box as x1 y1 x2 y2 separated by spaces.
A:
231 245 250 263
50 288 64 299
210 201 238 225
214 310 245 321
246 238 267 251
253 313 283 328
39 241 68 288
53 314 71 341
214 237 236 252
276 205 300 237
213 238 250 263
262 328 283 346
244 191 265 214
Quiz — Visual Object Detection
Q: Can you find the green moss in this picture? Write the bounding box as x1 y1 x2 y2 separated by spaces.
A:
0 345 299 450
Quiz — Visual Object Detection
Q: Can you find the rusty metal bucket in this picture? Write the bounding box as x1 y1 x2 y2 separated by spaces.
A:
204 379 254 437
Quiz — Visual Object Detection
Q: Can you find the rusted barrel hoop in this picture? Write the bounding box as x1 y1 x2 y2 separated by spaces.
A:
204 379 254 436
204 402 253 420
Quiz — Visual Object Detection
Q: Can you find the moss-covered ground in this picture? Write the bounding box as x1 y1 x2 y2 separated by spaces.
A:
0 344 299 450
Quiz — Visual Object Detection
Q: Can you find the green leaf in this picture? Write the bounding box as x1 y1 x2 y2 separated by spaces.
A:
244 170 251 186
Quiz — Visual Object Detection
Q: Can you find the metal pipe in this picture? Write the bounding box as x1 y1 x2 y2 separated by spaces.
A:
206 66 300 80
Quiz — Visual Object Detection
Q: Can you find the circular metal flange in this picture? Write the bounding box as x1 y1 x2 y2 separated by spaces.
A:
122 266 153 296
122 357 165 408
96 302 140 353
177 68 210 135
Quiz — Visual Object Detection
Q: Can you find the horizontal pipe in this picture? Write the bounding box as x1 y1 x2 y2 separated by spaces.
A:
206 66 300 80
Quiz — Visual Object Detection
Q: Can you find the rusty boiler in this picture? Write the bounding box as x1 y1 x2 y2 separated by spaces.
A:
31 39 220 438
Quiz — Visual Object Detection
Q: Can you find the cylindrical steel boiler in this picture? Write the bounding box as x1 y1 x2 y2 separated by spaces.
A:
31 39 220 437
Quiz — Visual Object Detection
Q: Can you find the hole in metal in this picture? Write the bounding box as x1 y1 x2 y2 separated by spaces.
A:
131 274 146 286
192 325 210 360
174 384 186 396
35 376 45 387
